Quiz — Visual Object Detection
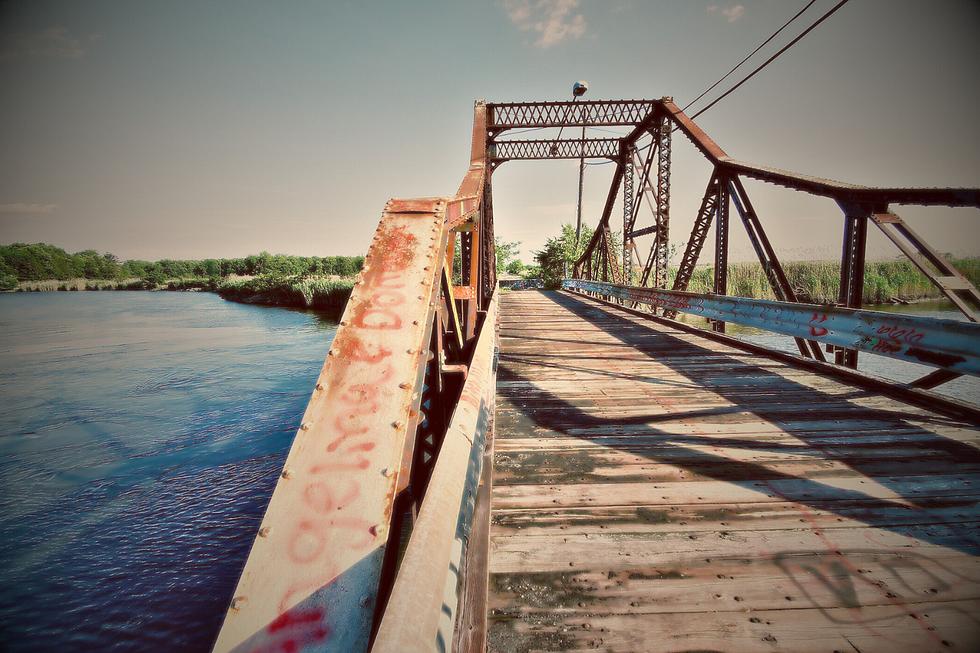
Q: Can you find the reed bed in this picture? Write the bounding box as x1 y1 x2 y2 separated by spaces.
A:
681 258 980 304
216 275 354 311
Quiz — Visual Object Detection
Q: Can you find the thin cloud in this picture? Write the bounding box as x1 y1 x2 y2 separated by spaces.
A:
0 203 58 215
503 0 587 49
707 4 746 23
0 27 99 61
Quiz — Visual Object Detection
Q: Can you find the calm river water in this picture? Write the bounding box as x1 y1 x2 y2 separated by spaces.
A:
0 292 975 651
0 292 337 651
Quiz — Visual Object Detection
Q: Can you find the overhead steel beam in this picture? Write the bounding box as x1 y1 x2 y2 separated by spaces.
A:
490 138 620 162
563 279 980 377
487 100 655 131
659 98 980 208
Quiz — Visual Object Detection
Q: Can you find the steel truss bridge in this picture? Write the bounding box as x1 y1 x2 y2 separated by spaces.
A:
212 98 980 653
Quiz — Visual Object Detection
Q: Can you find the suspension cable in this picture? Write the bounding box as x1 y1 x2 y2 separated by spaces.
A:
690 0 852 121
682 0 818 114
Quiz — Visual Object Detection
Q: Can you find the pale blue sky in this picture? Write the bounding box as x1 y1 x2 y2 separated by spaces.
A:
1 0 977 263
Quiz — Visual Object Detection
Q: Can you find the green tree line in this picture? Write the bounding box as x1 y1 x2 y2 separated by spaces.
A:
0 242 364 289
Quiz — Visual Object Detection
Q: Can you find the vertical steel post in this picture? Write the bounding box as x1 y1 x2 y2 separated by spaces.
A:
623 147 635 285
576 125 585 248
836 203 870 367
713 173 730 333
654 113 672 290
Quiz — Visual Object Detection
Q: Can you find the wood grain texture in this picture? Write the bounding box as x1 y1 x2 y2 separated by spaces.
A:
488 290 980 652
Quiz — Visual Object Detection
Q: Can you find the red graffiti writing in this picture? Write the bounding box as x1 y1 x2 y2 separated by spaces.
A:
808 312 829 337
876 324 925 344
249 607 329 653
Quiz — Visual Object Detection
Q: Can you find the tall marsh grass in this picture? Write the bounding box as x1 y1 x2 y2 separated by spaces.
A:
216 275 354 312
682 257 980 304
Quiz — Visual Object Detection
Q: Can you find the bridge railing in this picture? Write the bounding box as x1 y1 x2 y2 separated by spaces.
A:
213 103 498 653
568 97 980 388
563 279 980 378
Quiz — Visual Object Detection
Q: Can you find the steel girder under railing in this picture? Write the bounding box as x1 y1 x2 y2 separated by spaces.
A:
213 103 498 653
564 279 980 377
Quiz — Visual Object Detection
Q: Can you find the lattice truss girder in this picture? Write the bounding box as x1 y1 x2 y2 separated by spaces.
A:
488 100 656 130
623 115 671 292
490 138 619 162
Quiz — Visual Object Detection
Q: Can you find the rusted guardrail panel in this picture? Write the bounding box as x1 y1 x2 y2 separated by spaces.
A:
372 292 499 653
213 199 448 653
563 279 980 376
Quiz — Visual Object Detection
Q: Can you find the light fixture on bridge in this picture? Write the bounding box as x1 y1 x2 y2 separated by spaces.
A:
572 80 589 97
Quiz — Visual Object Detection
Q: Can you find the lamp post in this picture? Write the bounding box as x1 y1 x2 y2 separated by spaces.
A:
571 81 588 248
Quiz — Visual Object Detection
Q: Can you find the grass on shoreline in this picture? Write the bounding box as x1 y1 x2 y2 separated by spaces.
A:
13 274 355 313
682 257 980 305
215 275 354 310
9 257 980 310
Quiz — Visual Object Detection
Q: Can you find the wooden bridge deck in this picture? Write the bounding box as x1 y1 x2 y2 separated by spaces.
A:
487 290 980 653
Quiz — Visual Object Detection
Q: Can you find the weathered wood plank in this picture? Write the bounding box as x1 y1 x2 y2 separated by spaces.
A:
488 290 980 652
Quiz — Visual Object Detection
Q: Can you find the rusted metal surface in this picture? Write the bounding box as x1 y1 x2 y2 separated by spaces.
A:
213 201 448 653
372 292 498 653
564 279 980 377
488 100 656 130
489 138 620 162
489 290 980 652
870 211 980 322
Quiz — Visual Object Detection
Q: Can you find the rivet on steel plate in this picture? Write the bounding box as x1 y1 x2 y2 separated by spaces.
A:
358 595 371 607
339 321 348 326
412 320 420 325
381 467 394 478
406 348 414 354
398 382 411 389
315 383 324 391
392 420 404 429
328 349 337 356
281 468 294 479
231 596 247 611
258 526 272 538
300 423 310 431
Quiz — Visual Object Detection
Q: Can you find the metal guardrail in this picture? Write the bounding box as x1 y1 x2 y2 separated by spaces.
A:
563 279 980 377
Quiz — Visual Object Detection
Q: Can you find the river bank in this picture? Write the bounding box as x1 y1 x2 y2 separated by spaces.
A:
7 256 980 312
9 274 355 314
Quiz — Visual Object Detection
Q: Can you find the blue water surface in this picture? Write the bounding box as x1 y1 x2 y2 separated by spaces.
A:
0 292 337 652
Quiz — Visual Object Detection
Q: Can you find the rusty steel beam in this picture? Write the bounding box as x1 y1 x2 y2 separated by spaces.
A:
712 173 731 332
573 153 626 275
490 138 619 162
372 293 498 653
870 211 980 321
670 174 719 297
659 98 980 208
836 203 870 367
213 199 451 653
487 99 655 131
729 177 825 361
